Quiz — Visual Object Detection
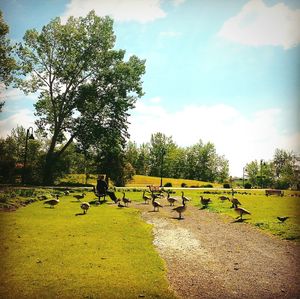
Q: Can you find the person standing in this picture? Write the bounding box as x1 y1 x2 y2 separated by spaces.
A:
96 175 117 203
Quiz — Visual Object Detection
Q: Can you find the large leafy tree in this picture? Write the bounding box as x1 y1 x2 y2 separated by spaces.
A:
15 11 145 184
0 10 17 111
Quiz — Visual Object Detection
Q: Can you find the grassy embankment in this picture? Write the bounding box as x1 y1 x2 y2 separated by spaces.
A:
0 189 175 299
60 174 222 188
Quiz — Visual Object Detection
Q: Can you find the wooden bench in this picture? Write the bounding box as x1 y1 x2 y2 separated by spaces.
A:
265 189 284 197
148 185 162 194
93 186 106 203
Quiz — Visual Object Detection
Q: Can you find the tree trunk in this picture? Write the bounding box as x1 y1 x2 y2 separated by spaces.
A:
42 152 56 185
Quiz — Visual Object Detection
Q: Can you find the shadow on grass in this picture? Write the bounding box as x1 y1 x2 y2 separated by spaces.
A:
232 218 250 223
75 212 86 216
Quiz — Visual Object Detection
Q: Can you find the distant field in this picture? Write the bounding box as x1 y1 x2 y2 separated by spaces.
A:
59 174 222 188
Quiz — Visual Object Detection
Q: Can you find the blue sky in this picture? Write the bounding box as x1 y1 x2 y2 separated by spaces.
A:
0 0 299 176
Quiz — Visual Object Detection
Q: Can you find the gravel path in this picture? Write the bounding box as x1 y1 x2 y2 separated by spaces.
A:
133 201 300 299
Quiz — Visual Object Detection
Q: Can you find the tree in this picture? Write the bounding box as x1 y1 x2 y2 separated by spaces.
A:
0 10 17 111
15 11 145 184
273 149 300 189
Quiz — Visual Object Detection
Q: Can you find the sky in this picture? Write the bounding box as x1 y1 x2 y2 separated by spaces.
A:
0 0 300 177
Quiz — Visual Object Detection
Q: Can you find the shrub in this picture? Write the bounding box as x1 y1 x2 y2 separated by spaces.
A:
201 184 213 188
164 182 172 187
244 183 252 189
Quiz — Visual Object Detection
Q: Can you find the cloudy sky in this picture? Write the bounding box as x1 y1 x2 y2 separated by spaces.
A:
0 0 299 176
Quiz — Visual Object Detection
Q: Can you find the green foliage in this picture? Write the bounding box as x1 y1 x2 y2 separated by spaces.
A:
164 182 172 187
244 182 252 189
0 10 16 88
15 11 145 185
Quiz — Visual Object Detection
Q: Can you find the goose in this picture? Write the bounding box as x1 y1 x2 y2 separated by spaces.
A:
44 195 59 208
277 216 289 223
172 196 189 219
122 192 131 207
166 191 178 206
116 199 126 208
151 193 163 212
230 198 241 208
234 207 251 220
200 195 211 207
142 190 151 204
80 202 90 214
73 193 86 201
219 195 229 201
181 191 190 202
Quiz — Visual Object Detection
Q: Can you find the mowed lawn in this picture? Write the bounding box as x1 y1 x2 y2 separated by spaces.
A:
0 190 175 299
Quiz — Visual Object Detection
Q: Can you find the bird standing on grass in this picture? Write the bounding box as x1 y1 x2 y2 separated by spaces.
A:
277 216 289 223
234 207 251 220
80 202 90 214
151 193 163 212
43 195 59 208
172 194 189 219
230 198 241 209
142 190 151 204
200 195 211 208
122 192 131 207
73 193 86 201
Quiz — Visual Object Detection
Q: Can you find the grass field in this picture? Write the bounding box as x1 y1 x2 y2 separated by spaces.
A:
1 179 299 298
59 174 222 188
0 189 175 299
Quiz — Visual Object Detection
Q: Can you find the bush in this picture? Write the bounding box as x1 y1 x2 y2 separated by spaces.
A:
223 183 231 188
164 182 172 187
244 183 252 189
201 184 213 188
181 182 187 188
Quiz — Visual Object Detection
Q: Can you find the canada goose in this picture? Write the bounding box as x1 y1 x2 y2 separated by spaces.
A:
44 195 59 208
116 199 126 208
277 216 289 223
80 202 90 214
38 195 48 200
230 198 241 208
142 190 151 204
64 191 70 195
219 195 229 201
167 191 177 206
172 196 189 219
235 207 251 220
151 193 163 211
73 193 86 201
200 195 211 207
181 191 190 202
122 192 131 207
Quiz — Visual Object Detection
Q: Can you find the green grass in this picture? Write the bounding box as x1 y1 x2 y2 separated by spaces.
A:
188 189 300 241
0 190 175 299
59 174 222 188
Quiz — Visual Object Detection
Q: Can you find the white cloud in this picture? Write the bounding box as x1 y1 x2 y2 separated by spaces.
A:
0 109 36 138
128 101 300 176
0 86 38 104
61 0 166 23
218 0 300 49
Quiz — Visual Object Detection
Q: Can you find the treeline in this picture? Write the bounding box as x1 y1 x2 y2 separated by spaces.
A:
124 132 229 183
0 128 228 185
244 149 300 190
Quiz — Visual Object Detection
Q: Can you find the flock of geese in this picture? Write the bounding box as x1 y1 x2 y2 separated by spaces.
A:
42 188 289 223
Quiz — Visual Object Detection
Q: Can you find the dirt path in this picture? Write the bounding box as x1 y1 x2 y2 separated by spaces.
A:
133 201 300 299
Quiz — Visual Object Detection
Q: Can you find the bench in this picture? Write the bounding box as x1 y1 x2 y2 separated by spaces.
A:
265 189 284 197
148 185 162 194
93 186 106 203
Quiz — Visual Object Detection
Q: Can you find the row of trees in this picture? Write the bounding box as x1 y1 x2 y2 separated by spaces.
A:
0 128 228 185
124 133 229 183
244 149 300 190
